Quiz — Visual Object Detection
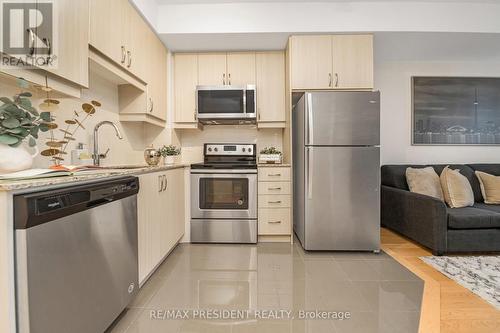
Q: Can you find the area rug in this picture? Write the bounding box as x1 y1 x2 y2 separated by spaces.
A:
420 255 500 310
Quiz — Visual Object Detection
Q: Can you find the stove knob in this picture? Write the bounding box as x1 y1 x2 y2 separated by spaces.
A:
208 148 212 152
248 147 252 153
242 148 246 152
214 147 218 152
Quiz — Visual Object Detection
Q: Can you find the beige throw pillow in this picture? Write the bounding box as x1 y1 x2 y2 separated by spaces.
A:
406 167 444 200
475 171 500 204
440 166 474 208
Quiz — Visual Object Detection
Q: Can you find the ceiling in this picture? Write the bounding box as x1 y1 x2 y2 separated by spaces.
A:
156 0 498 3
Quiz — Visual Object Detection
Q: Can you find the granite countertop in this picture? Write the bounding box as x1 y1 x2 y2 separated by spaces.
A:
0 164 189 191
258 163 291 167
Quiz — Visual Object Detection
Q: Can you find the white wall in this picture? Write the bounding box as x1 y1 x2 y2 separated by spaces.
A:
0 69 174 168
375 32 500 165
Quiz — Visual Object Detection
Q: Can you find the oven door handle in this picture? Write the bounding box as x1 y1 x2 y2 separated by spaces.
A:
190 169 257 174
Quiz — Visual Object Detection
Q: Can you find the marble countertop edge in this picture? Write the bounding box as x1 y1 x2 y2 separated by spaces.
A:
0 164 190 191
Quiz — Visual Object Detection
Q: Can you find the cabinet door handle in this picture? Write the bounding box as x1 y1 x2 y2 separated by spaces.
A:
335 73 339 87
43 37 51 56
268 220 282 224
268 173 281 177
268 201 282 204
228 73 231 85
268 187 282 190
163 175 168 191
121 46 126 64
158 175 164 192
328 73 332 87
127 51 132 68
194 111 197 120
222 73 226 85
27 28 35 56
149 97 154 113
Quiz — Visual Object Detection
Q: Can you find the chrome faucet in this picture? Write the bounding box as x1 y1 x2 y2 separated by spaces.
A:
93 121 123 166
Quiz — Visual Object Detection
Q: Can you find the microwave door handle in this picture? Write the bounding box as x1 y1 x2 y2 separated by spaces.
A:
243 89 246 115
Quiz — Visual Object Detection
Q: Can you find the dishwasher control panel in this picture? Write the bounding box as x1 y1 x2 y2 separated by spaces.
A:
14 176 139 229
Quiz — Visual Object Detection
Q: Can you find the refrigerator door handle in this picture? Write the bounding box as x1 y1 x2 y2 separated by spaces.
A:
306 93 313 145
307 147 313 199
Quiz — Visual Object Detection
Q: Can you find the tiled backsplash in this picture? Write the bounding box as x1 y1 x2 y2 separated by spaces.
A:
177 126 284 164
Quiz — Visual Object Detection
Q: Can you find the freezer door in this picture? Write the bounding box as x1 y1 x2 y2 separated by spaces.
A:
303 146 380 251
305 91 380 146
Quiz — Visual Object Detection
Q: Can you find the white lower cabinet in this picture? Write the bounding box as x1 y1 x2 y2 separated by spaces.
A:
258 166 292 241
137 168 185 285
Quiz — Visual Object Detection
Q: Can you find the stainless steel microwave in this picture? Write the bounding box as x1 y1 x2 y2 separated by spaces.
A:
196 85 256 124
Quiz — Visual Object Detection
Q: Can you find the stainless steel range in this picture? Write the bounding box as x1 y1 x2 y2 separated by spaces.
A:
191 143 257 243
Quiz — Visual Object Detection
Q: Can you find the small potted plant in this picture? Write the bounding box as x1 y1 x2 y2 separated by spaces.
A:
159 144 181 165
259 146 282 164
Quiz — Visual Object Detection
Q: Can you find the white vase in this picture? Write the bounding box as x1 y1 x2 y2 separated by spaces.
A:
164 155 175 165
0 143 39 174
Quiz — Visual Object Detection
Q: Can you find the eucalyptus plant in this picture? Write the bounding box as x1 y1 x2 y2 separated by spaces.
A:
0 92 51 148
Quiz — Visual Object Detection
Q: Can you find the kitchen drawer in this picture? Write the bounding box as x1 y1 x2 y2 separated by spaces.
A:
258 195 291 208
258 182 291 195
258 167 291 182
258 208 291 235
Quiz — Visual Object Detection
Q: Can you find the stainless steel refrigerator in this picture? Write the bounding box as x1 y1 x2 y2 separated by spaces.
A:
293 91 381 251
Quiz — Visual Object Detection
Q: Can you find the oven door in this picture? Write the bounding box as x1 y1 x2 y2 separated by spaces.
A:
196 85 256 120
191 171 257 219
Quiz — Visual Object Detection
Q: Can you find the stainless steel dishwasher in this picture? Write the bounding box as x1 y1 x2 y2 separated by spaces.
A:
14 176 140 333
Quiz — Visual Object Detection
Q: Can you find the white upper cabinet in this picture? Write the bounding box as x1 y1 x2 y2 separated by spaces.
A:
1 0 90 97
289 34 374 90
44 0 90 88
197 52 256 86
198 53 227 86
89 0 125 68
256 51 286 126
290 35 333 90
90 0 148 82
331 35 374 89
226 52 256 85
174 53 198 124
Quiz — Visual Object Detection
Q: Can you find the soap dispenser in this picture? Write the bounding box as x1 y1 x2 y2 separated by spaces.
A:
71 143 93 165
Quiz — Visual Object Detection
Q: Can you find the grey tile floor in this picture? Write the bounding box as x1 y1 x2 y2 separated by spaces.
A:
108 241 423 333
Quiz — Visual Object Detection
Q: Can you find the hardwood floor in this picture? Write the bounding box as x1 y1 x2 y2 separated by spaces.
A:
381 228 500 333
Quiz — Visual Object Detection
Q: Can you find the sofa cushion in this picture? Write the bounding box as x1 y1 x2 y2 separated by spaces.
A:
406 167 444 200
475 171 500 204
468 164 500 176
447 206 500 229
440 166 475 208
474 203 500 214
381 164 483 202
434 164 482 203
381 165 413 190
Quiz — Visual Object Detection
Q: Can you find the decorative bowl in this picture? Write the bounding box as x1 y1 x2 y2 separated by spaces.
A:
144 147 161 166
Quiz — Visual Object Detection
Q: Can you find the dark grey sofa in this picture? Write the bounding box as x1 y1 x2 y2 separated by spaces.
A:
381 164 500 255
